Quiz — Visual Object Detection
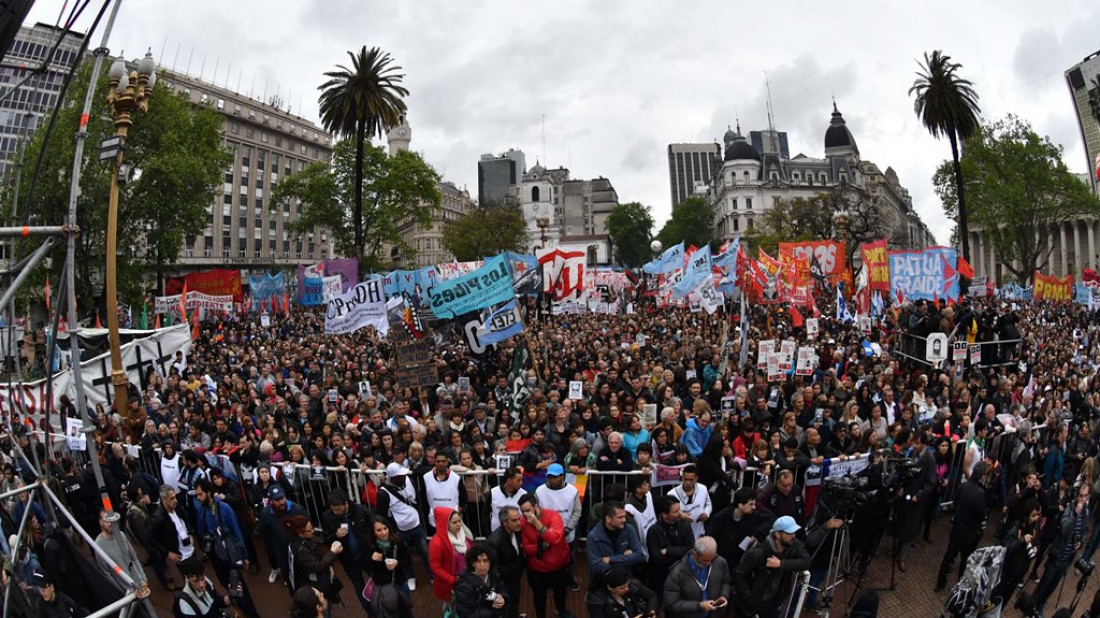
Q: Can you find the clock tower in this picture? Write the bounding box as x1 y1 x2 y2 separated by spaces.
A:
387 114 411 156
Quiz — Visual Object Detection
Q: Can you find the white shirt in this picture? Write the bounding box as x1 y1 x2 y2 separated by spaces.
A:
535 483 580 542
169 510 194 560
490 486 526 532
668 483 712 539
160 454 180 493
625 493 657 545
423 470 462 527
383 483 421 532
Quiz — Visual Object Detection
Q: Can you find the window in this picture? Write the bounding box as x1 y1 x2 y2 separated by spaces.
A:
743 171 750 183
531 186 540 202
230 122 239 135
733 219 740 232
747 217 754 229
730 198 737 211
233 104 241 115
773 197 780 208
223 192 232 205
745 198 752 210
216 99 225 110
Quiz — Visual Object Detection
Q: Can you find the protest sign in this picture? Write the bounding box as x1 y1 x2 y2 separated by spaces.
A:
889 247 960 301
324 280 389 336
1033 271 1074 301
568 381 584 400
860 240 890 291
428 254 516 319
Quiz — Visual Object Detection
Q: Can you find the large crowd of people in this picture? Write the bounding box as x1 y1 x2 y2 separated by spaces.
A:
3 290 1100 618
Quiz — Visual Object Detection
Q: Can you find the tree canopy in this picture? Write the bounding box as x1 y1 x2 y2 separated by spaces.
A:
656 197 714 249
272 140 441 272
605 201 655 267
442 203 528 262
745 186 886 261
933 114 1100 284
8 60 230 306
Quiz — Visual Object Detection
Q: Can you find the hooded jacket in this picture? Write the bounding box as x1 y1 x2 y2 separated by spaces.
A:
428 506 474 602
680 418 713 459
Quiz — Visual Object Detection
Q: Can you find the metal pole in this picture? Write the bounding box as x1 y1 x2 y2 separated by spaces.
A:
0 237 55 321
4 485 39 618
41 483 137 588
0 226 71 237
64 0 123 514
85 593 138 618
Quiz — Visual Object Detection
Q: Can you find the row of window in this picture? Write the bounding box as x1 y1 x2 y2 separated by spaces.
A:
6 40 79 67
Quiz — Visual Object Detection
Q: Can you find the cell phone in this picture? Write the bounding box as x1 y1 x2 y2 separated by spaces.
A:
228 569 243 599
712 599 727 608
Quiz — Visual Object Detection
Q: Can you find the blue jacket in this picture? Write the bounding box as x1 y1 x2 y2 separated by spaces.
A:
195 497 243 542
681 418 714 459
1043 445 1064 490
586 519 646 576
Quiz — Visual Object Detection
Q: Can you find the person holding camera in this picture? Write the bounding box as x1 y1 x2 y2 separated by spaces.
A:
1031 482 1091 618
193 479 258 618
731 517 809 618
936 461 991 591
148 485 195 592
284 515 344 615
172 557 234 618
452 542 508 618
589 567 657 618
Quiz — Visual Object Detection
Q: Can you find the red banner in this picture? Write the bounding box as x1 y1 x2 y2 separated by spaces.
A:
860 240 890 291
778 240 847 278
166 269 243 302
1033 271 1074 301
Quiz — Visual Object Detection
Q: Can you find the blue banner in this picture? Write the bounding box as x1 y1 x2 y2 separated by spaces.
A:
249 271 285 311
673 245 712 298
477 299 525 345
888 247 960 302
428 254 516 319
1076 283 1092 306
643 241 685 275
301 277 324 306
505 251 541 296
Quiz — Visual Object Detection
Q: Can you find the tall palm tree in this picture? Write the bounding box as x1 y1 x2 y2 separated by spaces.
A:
909 50 981 261
318 46 409 260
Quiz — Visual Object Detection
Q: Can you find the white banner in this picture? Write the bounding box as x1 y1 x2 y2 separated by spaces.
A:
0 325 193 433
804 454 870 487
154 292 234 314
324 280 389 336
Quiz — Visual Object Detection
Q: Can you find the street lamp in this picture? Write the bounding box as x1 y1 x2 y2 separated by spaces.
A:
537 217 549 249
103 49 155 418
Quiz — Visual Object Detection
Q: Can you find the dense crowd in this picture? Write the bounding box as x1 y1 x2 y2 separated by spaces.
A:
3 291 1100 618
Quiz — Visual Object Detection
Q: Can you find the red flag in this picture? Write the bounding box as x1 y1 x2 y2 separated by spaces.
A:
154 314 161 329
179 283 188 325
44 274 51 317
789 305 804 328
957 256 974 280
941 254 958 299
282 292 290 317
895 288 904 305
191 314 199 340
932 293 940 311
95 310 102 329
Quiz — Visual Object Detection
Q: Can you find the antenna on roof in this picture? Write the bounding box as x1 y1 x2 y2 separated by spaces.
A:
764 71 776 132
542 113 547 166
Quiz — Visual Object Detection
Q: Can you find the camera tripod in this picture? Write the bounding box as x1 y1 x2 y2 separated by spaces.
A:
1048 561 1095 618
800 501 857 618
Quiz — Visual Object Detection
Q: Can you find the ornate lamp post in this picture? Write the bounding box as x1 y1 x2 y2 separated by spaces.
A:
102 50 156 417
537 217 549 248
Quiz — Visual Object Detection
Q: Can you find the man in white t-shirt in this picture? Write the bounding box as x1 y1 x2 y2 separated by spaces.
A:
422 452 463 532
666 464 712 538
490 466 526 532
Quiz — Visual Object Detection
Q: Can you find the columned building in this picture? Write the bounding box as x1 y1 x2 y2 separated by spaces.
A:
1066 50 1100 197
969 216 1100 283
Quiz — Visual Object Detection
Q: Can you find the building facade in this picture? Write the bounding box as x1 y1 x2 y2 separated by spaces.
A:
667 143 721 208
387 115 473 268
0 23 84 180
706 105 934 249
1066 50 1100 197
478 148 525 206
160 69 334 271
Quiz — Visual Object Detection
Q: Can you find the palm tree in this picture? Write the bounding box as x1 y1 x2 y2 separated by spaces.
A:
909 50 981 261
318 46 409 260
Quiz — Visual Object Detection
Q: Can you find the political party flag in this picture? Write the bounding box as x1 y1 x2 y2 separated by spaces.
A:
957 256 974 280
790 305 804 328
643 241 685 275
836 285 853 323
673 244 712 298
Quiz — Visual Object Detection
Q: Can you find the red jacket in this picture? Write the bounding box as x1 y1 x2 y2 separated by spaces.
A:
520 507 569 572
428 506 469 602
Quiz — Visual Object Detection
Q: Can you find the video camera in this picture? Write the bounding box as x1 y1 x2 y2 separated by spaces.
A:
821 475 877 517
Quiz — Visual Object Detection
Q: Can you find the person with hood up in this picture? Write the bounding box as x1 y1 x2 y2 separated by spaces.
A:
429 506 476 610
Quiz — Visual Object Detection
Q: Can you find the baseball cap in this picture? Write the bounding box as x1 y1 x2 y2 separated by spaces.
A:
268 486 286 500
772 515 801 534
547 463 565 476
386 462 411 479
33 570 53 587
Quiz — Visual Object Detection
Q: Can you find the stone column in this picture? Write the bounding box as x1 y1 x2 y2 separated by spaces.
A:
1089 220 1096 270
1060 223 1069 276
990 242 998 284
972 232 983 279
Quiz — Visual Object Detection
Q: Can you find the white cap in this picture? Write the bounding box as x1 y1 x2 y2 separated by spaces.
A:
385 462 411 479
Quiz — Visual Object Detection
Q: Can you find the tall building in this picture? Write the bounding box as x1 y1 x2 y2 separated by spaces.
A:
0 23 84 179
478 149 525 206
1067 50 1100 197
161 68 333 270
706 104 933 249
560 176 618 237
387 114 473 267
667 143 721 208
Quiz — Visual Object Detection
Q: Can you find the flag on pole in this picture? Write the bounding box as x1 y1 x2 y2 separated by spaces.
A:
957 256 974 280
95 310 101 329
738 292 749 367
154 313 161 329
789 305 804 328
836 285 853 323
179 283 188 325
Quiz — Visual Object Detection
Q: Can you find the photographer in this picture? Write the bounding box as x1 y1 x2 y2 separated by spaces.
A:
452 542 508 618
894 429 936 573
935 461 991 591
1032 482 1091 618
993 499 1042 608
193 479 259 618
732 517 809 618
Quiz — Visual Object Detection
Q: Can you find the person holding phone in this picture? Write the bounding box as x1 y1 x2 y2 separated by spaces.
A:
662 536 731 618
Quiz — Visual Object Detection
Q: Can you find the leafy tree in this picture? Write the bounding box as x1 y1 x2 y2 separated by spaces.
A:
9 60 230 306
933 115 1100 285
656 196 714 249
442 203 528 262
910 50 982 261
318 46 409 261
745 186 886 262
605 201 655 267
272 140 441 271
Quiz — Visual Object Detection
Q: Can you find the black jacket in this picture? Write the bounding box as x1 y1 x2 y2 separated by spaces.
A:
452 570 508 618
487 526 525 583
321 503 373 565
952 480 989 536
645 518 694 587
147 503 191 560
289 535 341 599
732 534 810 615
706 506 768 568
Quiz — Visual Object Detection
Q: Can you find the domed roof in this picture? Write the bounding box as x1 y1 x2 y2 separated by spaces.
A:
824 102 858 154
723 125 761 162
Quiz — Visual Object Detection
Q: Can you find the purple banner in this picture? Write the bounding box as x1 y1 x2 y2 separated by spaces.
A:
324 258 359 293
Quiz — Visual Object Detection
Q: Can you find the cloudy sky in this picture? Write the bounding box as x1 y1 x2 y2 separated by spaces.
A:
30 0 1100 245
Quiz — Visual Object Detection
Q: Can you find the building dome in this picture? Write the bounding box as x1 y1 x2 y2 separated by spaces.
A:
723 125 761 162
824 102 858 155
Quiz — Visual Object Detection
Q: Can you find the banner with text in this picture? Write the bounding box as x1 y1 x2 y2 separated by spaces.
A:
428 254 516 319
301 277 324 306
324 279 389 336
778 240 847 278
860 240 890 291
888 246 960 302
1033 271 1074 301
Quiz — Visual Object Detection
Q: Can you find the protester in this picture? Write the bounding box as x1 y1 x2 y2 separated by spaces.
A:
452 542 508 618
518 493 573 618
487 506 526 618
662 536 731 618
732 516 810 618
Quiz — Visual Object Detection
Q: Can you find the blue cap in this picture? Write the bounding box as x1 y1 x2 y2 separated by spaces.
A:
547 463 565 476
772 515 800 534
268 486 286 500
